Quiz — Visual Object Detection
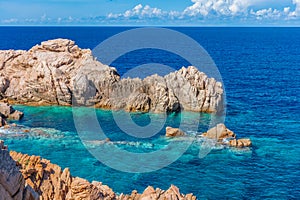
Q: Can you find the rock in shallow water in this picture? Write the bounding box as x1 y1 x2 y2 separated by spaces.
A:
229 138 252 148
202 123 236 141
0 39 224 113
202 124 252 148
165 127 186 137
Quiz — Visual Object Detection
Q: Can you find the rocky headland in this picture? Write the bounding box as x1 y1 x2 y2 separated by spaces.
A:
0 39 223 113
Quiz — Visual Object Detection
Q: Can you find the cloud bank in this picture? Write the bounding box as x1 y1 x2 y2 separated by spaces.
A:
1 0 300 25
106 0 300 25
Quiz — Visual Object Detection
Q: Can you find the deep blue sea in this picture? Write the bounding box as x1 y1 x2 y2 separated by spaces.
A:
0 27 299 199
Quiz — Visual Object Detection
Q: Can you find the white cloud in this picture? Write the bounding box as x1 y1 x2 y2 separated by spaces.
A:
1 0 300 25
289 0 300 17
183 0 251 17
108 4 165 19
106 0 300 24
250 8 282 20
1 18 18 24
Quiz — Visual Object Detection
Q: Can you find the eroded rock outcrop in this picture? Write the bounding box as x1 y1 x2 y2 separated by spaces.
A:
9 151 117 200
202 124 252 148
0 39 223 113
0 140 39 200
165 127 186 137
202 123 236 142
229 138 252 148
7 148 196 200
0 102 24 127
119 185 196 200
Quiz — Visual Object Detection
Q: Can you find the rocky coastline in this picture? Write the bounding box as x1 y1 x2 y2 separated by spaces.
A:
0 102 251 200
1 140 197 200
0 39 223 113
0 39 251 200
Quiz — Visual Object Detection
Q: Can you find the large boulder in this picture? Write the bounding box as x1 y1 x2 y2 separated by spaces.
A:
202 124 252 148
165 127 186 137
202 123 236 141
0 39 224 113
0 103 24 126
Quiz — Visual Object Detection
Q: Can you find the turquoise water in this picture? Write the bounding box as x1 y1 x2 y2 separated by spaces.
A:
1 105 299 199
0 27 300 199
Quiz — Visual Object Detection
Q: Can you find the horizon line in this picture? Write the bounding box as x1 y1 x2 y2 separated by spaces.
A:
0 24 300 28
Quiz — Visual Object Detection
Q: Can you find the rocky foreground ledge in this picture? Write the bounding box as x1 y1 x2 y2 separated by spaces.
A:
0 39 223 113
0 141 196 200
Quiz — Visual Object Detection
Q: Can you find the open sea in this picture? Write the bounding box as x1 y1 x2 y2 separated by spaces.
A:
0 27 299 199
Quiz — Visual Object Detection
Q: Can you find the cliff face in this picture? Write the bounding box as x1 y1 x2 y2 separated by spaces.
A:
0 39 223 113
0 141 197 200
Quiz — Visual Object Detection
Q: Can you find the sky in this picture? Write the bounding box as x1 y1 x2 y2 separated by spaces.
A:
0 0 300 26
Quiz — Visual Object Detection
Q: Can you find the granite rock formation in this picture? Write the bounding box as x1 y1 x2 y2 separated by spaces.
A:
0 39 223 113
202 124 252 148
202 123 236 142
9 151 117 200
119 185 196 200
0 102 24 127
0 140 39 200
0 141 197 200
165 127 186 137
229 138 252 148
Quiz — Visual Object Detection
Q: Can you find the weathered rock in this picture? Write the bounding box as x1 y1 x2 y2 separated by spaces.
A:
9 151 117 200
0 103 23 127
0 76 9 94
0 116 7 127
8 149 197 200
8 110 24 120
0 140 38 200
0 102 14 117
202 123 236 141
0 39 223 113
229 138 252 148
119 185 196 200
202 124 252 148
165 127 186 137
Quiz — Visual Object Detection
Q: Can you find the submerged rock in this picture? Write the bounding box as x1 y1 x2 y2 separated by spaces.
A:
0 39 224 113
165 127 186 137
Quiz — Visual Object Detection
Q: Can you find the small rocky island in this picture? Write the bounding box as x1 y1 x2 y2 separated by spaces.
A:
0 39 223 113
